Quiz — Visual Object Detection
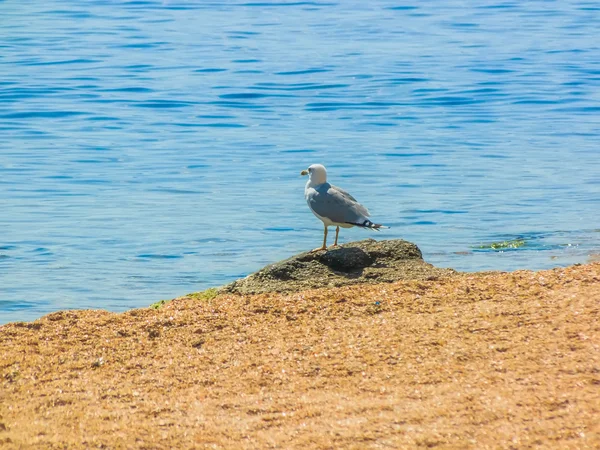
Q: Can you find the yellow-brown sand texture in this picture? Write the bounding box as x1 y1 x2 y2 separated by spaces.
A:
1 263 599 449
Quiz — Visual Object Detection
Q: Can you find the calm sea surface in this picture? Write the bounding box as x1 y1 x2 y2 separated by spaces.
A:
1 0 599 324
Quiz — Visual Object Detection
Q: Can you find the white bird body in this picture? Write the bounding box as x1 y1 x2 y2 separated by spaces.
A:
300 164 387 252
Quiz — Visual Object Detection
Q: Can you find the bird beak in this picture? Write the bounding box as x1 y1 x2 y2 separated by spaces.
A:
300 170 308 176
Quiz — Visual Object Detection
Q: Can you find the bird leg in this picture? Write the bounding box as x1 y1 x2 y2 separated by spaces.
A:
311 224 328 252
329 226 340 248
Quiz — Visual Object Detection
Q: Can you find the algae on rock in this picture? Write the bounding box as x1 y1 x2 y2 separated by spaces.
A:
221 239 457 295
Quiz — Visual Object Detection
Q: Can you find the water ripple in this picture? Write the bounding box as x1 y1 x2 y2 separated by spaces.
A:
1 111 88 119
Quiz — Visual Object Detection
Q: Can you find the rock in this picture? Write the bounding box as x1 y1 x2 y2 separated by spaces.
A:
221 239 458 295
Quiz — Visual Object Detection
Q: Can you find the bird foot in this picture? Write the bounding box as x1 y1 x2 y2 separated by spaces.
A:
328 244 340 249
309 246 327 253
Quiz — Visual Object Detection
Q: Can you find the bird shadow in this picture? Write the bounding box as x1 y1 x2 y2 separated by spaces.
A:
315 246 373 278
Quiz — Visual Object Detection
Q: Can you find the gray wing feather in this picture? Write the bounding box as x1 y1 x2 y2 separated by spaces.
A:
330 184 370 216
308 183 370 224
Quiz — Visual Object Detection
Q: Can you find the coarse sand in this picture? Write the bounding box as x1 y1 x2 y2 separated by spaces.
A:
1 263 599 449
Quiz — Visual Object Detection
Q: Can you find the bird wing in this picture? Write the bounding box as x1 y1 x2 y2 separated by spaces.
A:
307 183 370 224
330 184 370 217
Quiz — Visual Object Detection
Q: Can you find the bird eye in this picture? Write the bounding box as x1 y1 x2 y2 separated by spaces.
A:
308 168 312 172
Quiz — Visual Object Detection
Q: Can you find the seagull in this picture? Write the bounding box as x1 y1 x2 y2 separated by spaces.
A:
300 164 388 252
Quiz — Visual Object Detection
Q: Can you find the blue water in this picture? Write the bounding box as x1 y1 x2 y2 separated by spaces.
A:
1 1 599 325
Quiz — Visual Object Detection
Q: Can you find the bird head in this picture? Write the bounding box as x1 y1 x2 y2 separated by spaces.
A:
300 164 327 184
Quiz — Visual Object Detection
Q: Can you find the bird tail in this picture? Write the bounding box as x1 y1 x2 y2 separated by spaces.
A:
345 219 389 231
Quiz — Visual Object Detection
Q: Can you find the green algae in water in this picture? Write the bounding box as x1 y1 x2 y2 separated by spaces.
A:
476 239 527 251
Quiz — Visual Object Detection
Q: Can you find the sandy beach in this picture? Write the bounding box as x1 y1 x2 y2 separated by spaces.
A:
1 262 599 449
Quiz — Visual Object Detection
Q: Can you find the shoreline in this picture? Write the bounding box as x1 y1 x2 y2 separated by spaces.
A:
1 262 599 448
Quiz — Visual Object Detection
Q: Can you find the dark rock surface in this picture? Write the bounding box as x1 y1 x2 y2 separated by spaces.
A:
221 239 458 295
